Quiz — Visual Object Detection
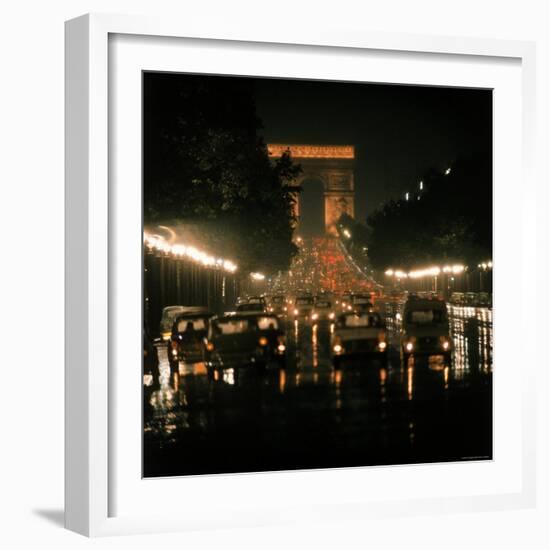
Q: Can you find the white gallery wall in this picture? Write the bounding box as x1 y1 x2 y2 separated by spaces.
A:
0 0 548 548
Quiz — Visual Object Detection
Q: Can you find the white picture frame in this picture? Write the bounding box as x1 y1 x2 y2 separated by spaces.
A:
65 13 537 537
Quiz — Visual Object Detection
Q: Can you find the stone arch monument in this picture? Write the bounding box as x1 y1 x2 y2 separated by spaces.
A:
268 144 356 235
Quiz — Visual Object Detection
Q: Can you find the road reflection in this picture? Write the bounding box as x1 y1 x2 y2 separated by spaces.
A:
144 303 493 477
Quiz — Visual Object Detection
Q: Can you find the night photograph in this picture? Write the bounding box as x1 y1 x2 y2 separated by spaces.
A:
142 72 493 478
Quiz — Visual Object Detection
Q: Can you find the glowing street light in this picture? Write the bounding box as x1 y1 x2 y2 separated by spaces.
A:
144 232 238 273
445 167 452 175
384 263 465 280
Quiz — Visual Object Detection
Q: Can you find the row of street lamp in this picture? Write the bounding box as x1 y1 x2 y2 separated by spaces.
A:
384 261 492 280
144 232 268 283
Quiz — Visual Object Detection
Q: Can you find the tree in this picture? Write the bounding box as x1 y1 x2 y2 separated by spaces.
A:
143 73 301 273
365 153 492 271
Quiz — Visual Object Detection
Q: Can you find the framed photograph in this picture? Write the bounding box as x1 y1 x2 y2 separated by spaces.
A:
65 13 536 536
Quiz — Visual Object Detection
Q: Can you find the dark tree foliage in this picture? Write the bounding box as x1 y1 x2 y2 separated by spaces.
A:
143 73 301 273
366 153 492 270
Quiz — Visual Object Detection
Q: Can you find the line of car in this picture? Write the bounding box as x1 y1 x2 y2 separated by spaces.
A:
155 301 286 377
145 291 456 379
449 291 492 308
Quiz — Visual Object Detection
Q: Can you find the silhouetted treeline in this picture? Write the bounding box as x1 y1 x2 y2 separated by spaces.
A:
365 153 492 270
144 73 301 273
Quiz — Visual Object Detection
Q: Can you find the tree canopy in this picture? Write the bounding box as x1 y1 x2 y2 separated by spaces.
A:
365 153 492 271
144 73 301 273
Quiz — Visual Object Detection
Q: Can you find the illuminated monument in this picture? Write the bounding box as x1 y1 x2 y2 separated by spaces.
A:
268 144 355 235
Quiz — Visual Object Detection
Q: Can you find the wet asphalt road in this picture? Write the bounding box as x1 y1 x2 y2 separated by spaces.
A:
143 303 492 477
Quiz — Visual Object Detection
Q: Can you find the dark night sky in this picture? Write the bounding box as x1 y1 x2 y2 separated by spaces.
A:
252 77 492 222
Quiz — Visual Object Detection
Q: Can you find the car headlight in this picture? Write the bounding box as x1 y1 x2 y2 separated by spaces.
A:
277 344 286 352
439 336 450 348
259 337 268 346
378 341 387 351
405 342 414 352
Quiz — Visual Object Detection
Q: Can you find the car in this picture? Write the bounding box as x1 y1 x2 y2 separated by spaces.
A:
387 289 404 303
247 295 267 307
204 314 286 372
267 295 287 316
331 311 388 368
351 293 374 312
340 292 354 311
254 314 287 365
400 298 452 364
159 305 190 342
235 302 267 314
477 292 492 308
310 299 335 322
167 311 214 369
449 292 465 306
292 295 315 320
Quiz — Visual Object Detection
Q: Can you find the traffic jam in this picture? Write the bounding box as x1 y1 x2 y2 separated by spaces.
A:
144 289 488 380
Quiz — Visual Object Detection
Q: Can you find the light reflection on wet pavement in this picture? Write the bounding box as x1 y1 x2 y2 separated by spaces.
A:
144 303 492 477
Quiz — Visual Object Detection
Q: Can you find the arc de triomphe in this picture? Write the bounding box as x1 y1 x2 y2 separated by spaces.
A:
268 144 355 235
